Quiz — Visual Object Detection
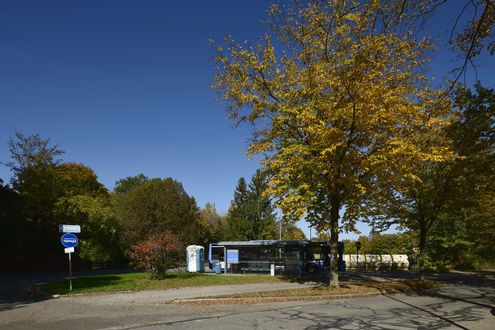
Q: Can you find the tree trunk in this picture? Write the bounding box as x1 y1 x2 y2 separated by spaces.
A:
328 199 340 288
418 221 426 281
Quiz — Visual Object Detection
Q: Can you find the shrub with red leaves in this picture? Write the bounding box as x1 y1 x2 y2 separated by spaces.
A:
129 231 180 278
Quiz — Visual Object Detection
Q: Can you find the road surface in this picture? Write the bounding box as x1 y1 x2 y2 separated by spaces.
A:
0 271 493 329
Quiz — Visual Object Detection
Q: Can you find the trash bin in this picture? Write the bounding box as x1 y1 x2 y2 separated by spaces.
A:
214 262 221 274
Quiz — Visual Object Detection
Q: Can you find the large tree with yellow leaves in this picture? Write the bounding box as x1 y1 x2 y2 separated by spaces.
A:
213 1 453 287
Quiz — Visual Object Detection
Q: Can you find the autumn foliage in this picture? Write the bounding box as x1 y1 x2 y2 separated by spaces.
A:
212 1 454 287
128 231 180 278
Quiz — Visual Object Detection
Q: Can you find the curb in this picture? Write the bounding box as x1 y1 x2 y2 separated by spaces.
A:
31 284 57 299
171 291 381 305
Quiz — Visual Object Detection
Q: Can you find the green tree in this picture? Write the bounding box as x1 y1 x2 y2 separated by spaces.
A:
342 237 369 255
113 174 149 199
199 202 225 243
54 195 121 264
246 170 278 240
55 163 108 199
116 178 201 249
3 132 113 265
424 217 474 271
201 202 222 226
5 132 63 228
212 1 453 286
365 233 411 254
467 191 495 267
342 232 413 255
281 222 306 240
369 157 461 279
4 134 107 222
315 230 330 242
3 132 65 254
224 178 251 240
369 84 495 277
428 84 495 269
5 132 64 175
224 171 278 240
0 179 29 256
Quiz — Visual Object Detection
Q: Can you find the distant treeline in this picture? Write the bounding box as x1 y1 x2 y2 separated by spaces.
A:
0 133 304 273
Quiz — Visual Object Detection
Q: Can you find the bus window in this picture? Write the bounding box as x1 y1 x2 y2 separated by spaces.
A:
285 247 300 261
211 246 224 261
274 247 285 262
285 247 302 274
310 246 323 260
260 248 272 261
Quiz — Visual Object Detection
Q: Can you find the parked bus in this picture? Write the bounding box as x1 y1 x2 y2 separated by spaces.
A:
208 240 344 275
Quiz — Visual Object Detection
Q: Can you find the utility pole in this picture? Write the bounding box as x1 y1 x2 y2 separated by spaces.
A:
355 241 362 270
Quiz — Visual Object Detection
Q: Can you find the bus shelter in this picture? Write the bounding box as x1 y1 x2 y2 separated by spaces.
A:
208 240 344 275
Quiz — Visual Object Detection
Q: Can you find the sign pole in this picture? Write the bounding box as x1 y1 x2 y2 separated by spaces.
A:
224 247 227 275
69 252 72 291
60 225 80 292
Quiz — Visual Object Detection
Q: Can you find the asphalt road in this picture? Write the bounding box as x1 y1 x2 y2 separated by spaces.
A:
0 271 494 329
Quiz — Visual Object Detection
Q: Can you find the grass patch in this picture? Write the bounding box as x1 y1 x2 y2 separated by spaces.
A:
40 272 284 295
209 279 442 299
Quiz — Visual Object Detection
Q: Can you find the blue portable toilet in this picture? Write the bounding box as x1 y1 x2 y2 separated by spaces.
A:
186 245 205 272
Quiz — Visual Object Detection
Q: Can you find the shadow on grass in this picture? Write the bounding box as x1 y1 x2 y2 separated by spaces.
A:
0 269 144 312
149 272 199 280
41 275 127 295
40 272 211 295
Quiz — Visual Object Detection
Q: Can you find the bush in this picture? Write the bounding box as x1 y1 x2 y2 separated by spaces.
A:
454 252 483 270
128 231 179 279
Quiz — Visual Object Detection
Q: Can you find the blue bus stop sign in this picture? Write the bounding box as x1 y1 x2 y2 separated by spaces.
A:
61 233 78 248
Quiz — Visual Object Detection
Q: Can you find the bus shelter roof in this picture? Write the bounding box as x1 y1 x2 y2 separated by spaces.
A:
214 240 326 247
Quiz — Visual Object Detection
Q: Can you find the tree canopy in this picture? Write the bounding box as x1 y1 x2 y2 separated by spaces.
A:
55 163 108 199
224 171 278 241
368 84 495 277
115 178 201 248
54 195 121 264
213 0 454 286
113 174 149 198
1 132 115 262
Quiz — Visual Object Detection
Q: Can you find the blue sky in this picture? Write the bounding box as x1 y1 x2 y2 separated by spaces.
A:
1 1 493 240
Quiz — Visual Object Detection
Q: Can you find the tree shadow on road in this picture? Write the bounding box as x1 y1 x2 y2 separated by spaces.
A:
0 283 51 312
247 270 494 329
242 293 487 329
302 300 484 329
0 275 125 312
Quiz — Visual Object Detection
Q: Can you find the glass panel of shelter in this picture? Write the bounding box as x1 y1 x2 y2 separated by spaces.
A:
285 246 303 274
